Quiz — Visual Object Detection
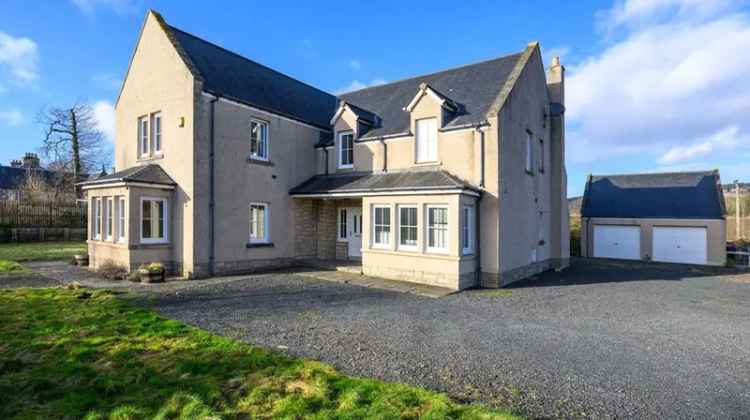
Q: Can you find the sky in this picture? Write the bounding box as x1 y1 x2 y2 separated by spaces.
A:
1 0 749 196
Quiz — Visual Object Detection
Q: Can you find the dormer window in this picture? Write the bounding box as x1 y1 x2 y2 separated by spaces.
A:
338 131 354 168
250 119 269 161
415 118 437 163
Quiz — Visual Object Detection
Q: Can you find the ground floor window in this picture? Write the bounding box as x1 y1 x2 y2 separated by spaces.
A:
338 208 348 240
141 197 167 244
116 197 126 242
427 206 448 253
104 197 114 240
249 203 269 243
398 205 418 250
373 205 391 248
92 197 102 240
462 205 475 255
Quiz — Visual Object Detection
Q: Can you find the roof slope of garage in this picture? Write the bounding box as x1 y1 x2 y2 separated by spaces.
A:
582 170 725 219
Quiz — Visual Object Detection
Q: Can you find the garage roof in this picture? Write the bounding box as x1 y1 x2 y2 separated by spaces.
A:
582 170 725 220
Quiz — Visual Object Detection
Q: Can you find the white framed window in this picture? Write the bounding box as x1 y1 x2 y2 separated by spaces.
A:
249 203 270 243
338 208 348 241
338 132 354 168
152 112 162 155
116 197 126 243
398 205 418 251
525 130 533 174
104 197 114 240
539 138 544 173
92 197 102 240
140 197 168 244
250 119 269 161
426 205 449 253
372 205 391 248
462 205 475 255
138 116 149 157
415 117 437 162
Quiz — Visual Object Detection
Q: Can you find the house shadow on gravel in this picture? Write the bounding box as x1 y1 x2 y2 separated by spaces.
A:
506 257 749 288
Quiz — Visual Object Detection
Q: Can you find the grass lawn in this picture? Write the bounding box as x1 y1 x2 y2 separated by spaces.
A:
0 260 28 274
0 288 520 419
0 241 86 262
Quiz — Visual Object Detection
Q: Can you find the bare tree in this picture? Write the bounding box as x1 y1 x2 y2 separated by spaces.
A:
19 170 57 204
37 102 108 184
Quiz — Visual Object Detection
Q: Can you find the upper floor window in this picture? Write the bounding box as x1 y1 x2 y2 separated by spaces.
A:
249 203 270 243
415 118 437 163
250 119 269 161
141 197 168 244
525 130 534 174
338 132 354 168
152 112 162 155
138 116 149 157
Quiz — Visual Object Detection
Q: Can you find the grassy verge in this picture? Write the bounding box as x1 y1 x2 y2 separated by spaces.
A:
0 241 86 262
0 260 28 274
0 288 520 419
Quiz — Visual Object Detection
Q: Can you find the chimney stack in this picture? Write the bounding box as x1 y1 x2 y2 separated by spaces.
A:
22 153 40 169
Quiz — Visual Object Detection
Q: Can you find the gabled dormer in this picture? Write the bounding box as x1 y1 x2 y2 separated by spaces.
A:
403 83 461 164
404 82 459 129
329 101 380 170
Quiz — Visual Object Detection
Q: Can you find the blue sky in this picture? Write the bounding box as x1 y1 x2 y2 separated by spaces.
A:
1 0 749 196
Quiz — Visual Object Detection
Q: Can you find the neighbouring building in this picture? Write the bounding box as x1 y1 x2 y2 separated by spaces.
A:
78 10 569 289
0 153 65 202
580 170 726 266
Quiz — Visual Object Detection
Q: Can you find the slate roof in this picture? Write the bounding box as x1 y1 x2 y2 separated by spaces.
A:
330 52 524 143
290 170 479 195
0 166 60 190
581 171 725 220
78 164 176 187
166 25 337 130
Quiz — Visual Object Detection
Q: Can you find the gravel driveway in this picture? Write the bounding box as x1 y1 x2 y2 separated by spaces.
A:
8 259 750 418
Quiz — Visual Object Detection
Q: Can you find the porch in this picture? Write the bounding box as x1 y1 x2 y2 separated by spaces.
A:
292 197 363 262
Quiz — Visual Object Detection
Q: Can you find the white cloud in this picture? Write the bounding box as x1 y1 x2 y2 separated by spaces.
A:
659 125 743 164
92 100 115 141
335 78 387 95
567 2 750 165
71 0 141 16
598 0 741 32
349 59 361 71
0 109 23 126
0 32 38 84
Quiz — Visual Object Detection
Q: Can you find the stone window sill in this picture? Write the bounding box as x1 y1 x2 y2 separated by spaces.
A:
247 157 274 167
246 242 274 248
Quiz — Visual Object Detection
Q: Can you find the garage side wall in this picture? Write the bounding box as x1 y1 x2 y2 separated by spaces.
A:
581 217 726 266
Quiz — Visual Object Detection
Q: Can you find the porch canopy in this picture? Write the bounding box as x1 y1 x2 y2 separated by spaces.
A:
289 170 480 198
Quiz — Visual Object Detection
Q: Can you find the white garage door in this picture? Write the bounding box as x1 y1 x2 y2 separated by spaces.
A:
652 227 707 265
593 225 641 260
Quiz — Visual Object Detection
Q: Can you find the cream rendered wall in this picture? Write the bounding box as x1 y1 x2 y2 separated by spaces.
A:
115 12 198 276
201 96 324 267
581 217 726 266
497 49 555 279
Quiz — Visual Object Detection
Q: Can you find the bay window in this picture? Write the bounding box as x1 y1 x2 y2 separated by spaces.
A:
141 197 168 244
372 205 391 248
104 197 113 240
92 198 102 240
249 203 269 243
426 206 448 253
116 197 126 242
462 205 475 255
398 205 418 250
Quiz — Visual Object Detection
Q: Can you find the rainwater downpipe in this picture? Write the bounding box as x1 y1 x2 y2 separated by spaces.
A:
209 95 219 276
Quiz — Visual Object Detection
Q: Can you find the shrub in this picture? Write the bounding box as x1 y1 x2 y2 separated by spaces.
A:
139 262 165 274
97 260 128 281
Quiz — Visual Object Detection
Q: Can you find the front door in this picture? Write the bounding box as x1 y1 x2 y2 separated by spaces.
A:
348 208 362 258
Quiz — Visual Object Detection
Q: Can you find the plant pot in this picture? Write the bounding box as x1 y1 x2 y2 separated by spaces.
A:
73 254 89 267
138 269 165 284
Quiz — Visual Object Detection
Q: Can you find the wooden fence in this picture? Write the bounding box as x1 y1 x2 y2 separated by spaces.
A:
0 201 87 229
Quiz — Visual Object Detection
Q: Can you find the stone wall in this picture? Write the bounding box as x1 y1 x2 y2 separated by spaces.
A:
316 201 337 259
293 199 318 258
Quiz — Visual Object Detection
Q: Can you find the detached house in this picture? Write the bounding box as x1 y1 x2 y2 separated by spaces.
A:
79 10 569 289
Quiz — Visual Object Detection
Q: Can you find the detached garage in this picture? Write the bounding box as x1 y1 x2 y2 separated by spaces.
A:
580 170 726 266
